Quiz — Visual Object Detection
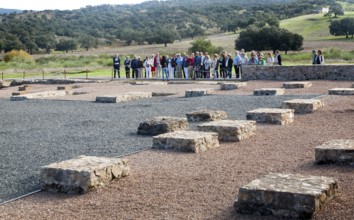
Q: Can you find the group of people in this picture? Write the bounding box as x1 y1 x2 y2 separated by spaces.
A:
112 49 283 79
312 50 325 65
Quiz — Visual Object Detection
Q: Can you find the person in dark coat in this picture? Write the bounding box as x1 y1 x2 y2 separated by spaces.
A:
131 56 139 79
124 56 131 78
113 54 120 78
274 50 282 65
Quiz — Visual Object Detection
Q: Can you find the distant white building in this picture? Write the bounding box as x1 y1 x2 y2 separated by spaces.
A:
319 7 329 14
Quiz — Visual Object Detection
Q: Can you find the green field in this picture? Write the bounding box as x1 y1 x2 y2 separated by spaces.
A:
280 11 354 40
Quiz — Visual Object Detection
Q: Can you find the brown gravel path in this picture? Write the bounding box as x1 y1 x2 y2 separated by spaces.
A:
0 81 353 220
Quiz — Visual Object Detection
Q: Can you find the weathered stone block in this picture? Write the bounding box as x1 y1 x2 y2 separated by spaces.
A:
185 88 214 97
235 173 338 219
152 130 219 153
10 96 28 101
138 116 189 136
96 92 152 103
253 88 285 96
186 110 227 122
197 120 256 142
12 91 28 96
18 85 30 91
220 82 247 90
283 81 312 89
40 155 130 194
246 108 294 125
282 99 324 114
57 86 72 90
328 88 354 95
0 80 11 88
315 140 354 165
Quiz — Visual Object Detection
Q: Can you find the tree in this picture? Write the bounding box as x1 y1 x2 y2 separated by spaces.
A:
3 36 25 52
330 4 344 18
56 39 78 53
35 34 56 53
154 30 176 47
235 26 303 54
329 18 354 38
189 38 223 55
79 35 97 51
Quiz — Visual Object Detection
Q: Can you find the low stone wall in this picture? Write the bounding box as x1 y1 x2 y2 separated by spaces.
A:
242 65 354 81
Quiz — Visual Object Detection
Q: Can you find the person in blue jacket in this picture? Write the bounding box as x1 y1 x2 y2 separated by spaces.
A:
130 55 139 79
113 54 120 78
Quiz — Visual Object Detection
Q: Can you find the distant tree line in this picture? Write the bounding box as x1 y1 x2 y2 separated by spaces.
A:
0 0 338 54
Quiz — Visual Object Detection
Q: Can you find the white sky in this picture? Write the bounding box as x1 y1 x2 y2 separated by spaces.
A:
1 0 148 10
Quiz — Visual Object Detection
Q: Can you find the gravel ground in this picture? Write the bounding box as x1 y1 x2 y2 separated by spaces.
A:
0 80 353 219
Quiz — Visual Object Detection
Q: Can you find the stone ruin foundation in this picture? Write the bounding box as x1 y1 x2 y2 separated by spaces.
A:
253 88 285 96
246 108 294 125
186 109 227 122
283 81 312 89
220 82 247 90
328 88 354 95
315 140 354 165
137 116 189 136
185 88 214 97
282 99 324 114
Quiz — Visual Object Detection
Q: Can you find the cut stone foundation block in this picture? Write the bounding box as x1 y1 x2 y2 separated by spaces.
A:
138 116 189 136
253 88 285 96
246 108 294 125
283 81 312 89
18 85 30 91
40 155 130 194
282 99 324 114
10 90 67 101
185 88 214 97
235 173 338 219
96 92 152 103
315 140 354 165
57 86 72 90
220 82 247 90
0 80 11 88
12 91 28 96
186 110 227 122
197 120 256 142
328 88 354 95
152 130 219 153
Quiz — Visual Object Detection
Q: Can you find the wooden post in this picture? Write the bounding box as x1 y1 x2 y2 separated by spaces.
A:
1 72 3 80
64 69 67 79
23 71 25 79
42 70 45 80
86 69 88 79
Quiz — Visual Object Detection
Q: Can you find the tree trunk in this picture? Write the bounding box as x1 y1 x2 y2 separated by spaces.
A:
164 43 167 47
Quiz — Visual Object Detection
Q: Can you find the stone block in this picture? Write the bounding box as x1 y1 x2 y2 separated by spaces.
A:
152 130 219 153
12 91 28 96
352 83 354 88
328 88 354 95
246 108 294 125
235 173 338 219
152 92 178 97
220 82 247 90
283 81 312 89
186 110 227 122
282 99 324 114
138 116 189 136
0 80 11 88
315 140 354 165
40 156 130 194
185 88 214 97
57 86 72 90
197 120 256 142
96 92 152 103
18 85 30 91
253 88 285 96
10 96 28 101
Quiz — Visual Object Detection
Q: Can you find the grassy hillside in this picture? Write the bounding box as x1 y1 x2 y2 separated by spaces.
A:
280 11 354 40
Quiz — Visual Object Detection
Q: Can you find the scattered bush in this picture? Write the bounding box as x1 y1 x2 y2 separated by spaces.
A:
4 50 33 63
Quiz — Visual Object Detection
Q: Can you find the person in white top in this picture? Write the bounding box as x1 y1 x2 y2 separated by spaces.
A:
144 56 152 78
266 52 274 66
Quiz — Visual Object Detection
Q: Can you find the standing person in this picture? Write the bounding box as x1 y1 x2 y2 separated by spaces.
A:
203 55 212 78
257 53 266 66
182 53 189 79
227 53 233 78
274 50 282 65
188 53 194 79
137 57 144 78
154 52 162 79
233 51 241 79
131 55 139 79
161 55 169 80
211 54 219 79
113 54 120 78
219 51 226 79
150 54 156 77
316 50 324 64
266 52 274 66
167 54 174 79
124 56 131 78
144 56 152 78
175 53 183 78
194 52 201 79
312 50 317 64
248 51 258 65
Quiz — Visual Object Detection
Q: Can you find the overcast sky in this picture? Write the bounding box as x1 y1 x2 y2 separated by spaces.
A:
1 0 148 10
